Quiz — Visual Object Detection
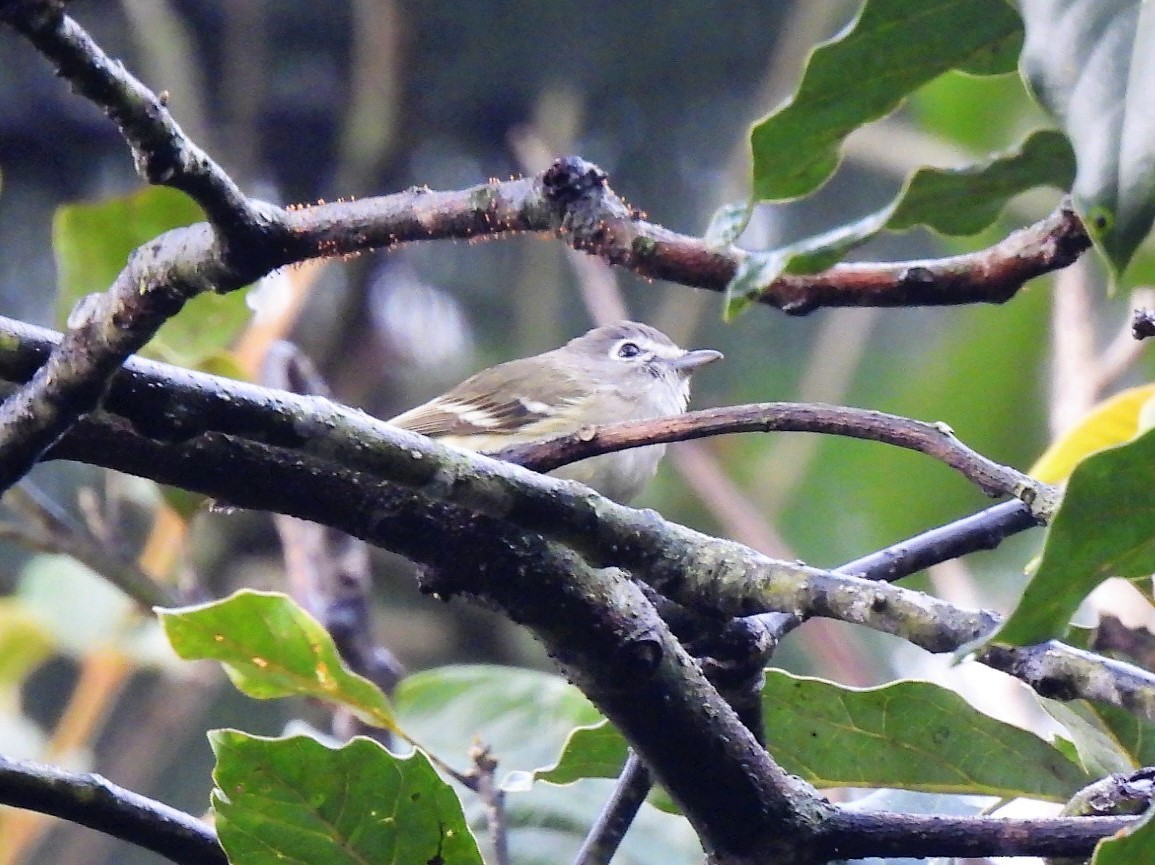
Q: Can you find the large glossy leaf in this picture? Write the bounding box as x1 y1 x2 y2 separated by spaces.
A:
211 731 482 865
52 186 251 369
992 427 1155 647
750 0 1022 201
158 589 398 732
539 671 1088 801
760 672 1089 799
1018 0 1155 276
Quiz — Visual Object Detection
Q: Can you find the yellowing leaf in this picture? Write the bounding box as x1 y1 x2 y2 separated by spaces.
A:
159 590 399 733
0 600 54 686
1031 384 1155 483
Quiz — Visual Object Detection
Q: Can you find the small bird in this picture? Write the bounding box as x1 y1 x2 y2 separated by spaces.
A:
389 321 722 503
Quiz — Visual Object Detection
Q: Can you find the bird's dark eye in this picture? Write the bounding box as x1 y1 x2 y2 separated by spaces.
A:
616 341 642 359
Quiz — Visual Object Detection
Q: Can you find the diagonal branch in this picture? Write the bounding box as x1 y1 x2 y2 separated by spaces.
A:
0 754 225 865
0 317 1151 729
0 482 175 608
0 4 1090 504
552 157 1089 315
0 0 262 232
36 399 1149 861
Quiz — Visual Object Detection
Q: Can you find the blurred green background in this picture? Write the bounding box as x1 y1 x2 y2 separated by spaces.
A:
0 2 1139 863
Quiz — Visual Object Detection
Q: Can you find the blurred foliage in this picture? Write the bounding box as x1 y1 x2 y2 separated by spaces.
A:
1 0 1155 863
53 187 253 372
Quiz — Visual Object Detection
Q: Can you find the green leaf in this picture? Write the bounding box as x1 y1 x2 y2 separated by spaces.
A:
210 731 483 865
537 672 1090 802
1093 808 1155 865
52 186 251 370
394 664 601 781
394 667 699 865
728 130 1073 312
0 599 54 686
158 589 398 732
1039 699 1139 777
724 249 792 320
1018 0 1155 276
992 427 1155 647
886 129 1074 234
535 721 628 786
703 200 754 249
761 672 1090 800
750 0 1022 201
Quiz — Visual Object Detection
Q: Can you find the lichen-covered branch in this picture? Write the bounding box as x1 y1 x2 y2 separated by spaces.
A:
0 317 1152 728
0 0 1091 500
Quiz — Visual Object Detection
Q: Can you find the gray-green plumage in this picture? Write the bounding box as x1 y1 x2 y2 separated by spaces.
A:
389 321 721 502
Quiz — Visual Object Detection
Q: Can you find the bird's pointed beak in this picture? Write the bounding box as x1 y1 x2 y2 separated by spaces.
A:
668 348 723 373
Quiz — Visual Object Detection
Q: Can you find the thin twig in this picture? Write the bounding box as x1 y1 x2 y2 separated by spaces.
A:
0 754 226 865
1092 287 1155 393
1 316 1152 724
838 499 1042 583
2 482 175 607
1133 307 1155 340
469 743 510 865
572 753 653 865
496 402 1050 506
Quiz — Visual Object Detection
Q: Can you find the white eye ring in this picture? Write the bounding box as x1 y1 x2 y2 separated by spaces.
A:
616 341 643 359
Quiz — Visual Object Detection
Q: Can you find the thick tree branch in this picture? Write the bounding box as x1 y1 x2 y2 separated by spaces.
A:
814 809 1132 861
0 2 1089 501
0 330 1144 860
0 754 225 865
0 318 1151 731
0 482 175 608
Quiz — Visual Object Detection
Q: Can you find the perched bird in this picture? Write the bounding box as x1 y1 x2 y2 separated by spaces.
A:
389 321 722 503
